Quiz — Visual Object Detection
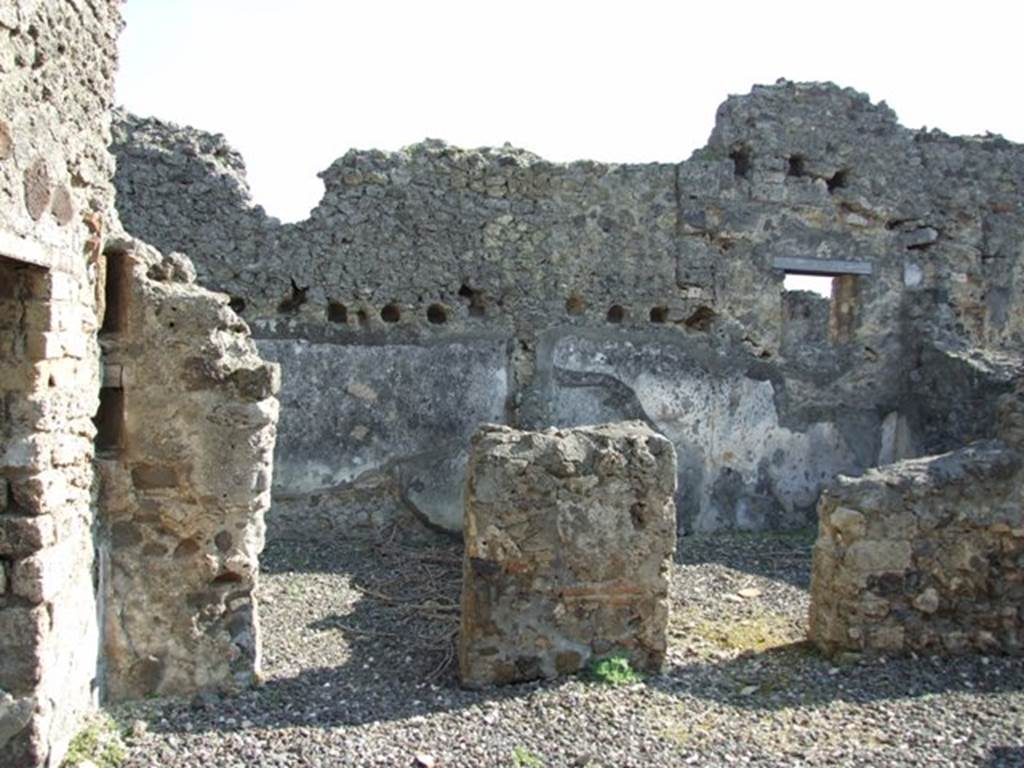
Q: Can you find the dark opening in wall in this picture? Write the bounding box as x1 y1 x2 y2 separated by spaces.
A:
729 145 752 180
649 306 669 324
228 296 246 314
458 283 486 318
277 278 308 314
381 303 401 323
100 250 129 334
787 155 806 178
94 386 124 456
327 300 348 323
826 169 849 193
607 305 626 324
684 305 717 331
565 295 586 316
427 303 448 324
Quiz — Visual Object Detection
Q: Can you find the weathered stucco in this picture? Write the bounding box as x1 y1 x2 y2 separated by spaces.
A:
111 83 1024 533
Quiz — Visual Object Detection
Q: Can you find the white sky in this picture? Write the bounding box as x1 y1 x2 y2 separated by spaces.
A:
117 1 1024 225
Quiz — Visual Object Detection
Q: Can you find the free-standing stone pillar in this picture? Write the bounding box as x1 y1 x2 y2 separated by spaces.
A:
459 422 677 687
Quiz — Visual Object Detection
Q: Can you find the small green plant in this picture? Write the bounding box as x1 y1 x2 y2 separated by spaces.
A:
511 746 543 768
587 653 643 685
62 712 128 768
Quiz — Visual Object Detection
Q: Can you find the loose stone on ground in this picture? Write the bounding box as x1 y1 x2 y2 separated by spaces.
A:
108 528 1024 768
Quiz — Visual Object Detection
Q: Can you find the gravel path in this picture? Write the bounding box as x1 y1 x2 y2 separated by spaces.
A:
110 527 1024 767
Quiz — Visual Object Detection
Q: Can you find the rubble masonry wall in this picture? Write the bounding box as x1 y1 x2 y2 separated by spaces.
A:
0 2 280 765
112 83 1024 535
1 1 120 763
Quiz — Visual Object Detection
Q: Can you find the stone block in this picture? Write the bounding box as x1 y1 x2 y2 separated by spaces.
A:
844 540 912 574
226 362 281 401
23 158 52 221
829 506 865 540
0 691 35 752
0 515 55 557
28 330 88 361
130 463 179 490
0 605 48 691
10 470 68 516
11 539 81 603
459 421 677 688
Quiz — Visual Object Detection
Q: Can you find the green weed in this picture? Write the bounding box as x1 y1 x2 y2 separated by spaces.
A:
511 745 543 767
588 653 644 685
62 712 128 768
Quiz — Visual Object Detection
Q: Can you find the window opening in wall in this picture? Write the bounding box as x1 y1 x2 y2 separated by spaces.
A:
787 155 806 178
649 306 669 324
783 273 833 297
326 300 347 324
781 272 860 343
380 303 400 323
228 296 246 314
426 304 448 325
94 386 124 456
606 305 625 324
100 249 129 334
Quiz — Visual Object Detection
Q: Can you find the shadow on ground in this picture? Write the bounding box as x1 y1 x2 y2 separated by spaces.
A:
124 525 1023 744
675 527 817 590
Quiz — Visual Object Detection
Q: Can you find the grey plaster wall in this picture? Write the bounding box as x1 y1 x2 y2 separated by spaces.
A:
536 332 864 532
259 336 506 531
111 80 1024 534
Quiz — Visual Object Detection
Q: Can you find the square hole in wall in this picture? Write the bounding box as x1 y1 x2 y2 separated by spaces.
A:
94 386 124 456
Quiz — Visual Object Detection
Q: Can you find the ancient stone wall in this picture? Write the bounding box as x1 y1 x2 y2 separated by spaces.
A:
111 82 1024 535
1 1 120 763
1 2 280 765
808 390 1024 656
96 237 278 700
459 422 677 687
0 259 103 767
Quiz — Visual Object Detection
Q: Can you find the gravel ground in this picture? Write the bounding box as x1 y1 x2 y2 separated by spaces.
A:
109 526 1024 768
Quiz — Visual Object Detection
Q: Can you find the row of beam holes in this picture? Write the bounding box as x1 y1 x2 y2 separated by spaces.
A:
327 301 450 325
567 296 714 329
325 284 488 326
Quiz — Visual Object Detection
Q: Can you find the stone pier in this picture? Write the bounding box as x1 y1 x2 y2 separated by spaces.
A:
459 422 677 687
